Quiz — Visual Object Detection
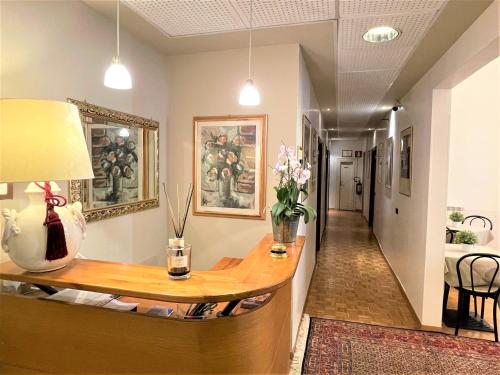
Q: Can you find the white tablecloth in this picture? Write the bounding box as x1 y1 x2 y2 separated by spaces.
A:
444 244 500 288
446 222 493 245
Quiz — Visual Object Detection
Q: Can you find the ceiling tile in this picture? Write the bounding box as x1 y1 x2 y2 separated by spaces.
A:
338 47 413 72
123 0 245 37
339 0 446 18
232 0 336 28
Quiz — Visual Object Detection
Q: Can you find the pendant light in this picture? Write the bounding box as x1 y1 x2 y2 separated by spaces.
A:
239 0 260 106
104 0 132 90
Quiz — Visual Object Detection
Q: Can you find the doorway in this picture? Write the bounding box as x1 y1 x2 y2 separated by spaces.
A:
339 161 355 210
368 147 377 227
316 140 324 252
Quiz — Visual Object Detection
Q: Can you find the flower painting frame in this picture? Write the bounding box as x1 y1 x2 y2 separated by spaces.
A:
302 115 311 199
68 99 159 222
193 115 267 220
377 142 384 184
399 127 413 196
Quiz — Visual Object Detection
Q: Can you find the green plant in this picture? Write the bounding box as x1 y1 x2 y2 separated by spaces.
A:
449 211 465 223
453 230 478 245
271 144 316 225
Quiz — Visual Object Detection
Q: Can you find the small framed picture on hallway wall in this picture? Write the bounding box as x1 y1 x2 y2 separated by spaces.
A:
377 142 384 184
399 127 413 196
384 137 394 189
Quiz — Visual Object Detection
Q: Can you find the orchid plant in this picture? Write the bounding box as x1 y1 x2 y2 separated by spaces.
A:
271 144 317 225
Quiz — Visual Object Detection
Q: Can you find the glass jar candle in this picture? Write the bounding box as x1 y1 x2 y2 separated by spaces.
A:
166 238 191 280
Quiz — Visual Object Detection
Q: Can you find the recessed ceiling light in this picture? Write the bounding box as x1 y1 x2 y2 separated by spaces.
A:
363 26 400 43
326 108 331 112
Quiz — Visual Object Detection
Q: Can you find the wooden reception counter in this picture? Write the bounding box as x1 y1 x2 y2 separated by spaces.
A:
0 234 305 375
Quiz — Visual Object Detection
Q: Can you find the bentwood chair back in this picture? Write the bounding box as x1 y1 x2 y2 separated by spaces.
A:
455 253 500 341
462 215 493 230
445 229 455 244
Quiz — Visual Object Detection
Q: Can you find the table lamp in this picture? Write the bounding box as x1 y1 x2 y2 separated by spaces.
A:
0 99 94 272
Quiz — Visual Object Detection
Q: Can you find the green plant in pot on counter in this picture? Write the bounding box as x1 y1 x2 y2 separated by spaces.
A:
453 230 478 250
449 211 465 226
271 144 316 243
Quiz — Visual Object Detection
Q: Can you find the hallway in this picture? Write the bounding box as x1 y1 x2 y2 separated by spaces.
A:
305 210 420 329
305 209 498 342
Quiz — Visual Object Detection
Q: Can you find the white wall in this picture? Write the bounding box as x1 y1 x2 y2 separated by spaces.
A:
166 44 300 269
447 58 500 249
166 44 320 348
293 50 322 349
0 1 169 265
366 1 500 327
329 139 365 211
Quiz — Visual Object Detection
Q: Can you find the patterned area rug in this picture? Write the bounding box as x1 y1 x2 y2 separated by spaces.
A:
302 318 500 375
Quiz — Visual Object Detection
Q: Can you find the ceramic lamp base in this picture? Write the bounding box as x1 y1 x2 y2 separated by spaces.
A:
1 182 86 272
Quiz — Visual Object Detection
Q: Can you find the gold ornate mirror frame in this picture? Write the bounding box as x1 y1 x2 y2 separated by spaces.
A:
68 98 159 222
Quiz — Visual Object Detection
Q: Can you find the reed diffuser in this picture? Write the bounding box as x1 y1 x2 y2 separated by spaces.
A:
163 183 193 280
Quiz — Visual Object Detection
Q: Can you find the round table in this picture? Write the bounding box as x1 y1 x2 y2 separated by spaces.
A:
443 244 500 332
446 222 493 245
444 244 500 287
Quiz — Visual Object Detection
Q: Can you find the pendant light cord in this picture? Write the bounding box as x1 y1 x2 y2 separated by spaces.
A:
116 0 120 58
248 0 253 80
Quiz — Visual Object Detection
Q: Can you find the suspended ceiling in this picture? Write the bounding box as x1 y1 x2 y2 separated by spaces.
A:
85 0 493 138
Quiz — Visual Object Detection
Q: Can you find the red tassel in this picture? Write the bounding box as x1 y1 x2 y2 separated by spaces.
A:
35 182 69 261
44 207 68 261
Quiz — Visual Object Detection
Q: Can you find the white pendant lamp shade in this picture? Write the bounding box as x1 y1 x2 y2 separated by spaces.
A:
104 57 132 90
239 79 260 106
239 0 260 106
104 1 132 90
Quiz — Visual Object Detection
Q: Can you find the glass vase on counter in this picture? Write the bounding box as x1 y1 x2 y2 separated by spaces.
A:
166 238 191 280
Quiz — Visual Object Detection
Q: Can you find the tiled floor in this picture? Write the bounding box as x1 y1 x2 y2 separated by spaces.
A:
304 209 498 341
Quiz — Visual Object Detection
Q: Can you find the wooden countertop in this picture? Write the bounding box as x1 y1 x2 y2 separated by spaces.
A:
0 234 305 303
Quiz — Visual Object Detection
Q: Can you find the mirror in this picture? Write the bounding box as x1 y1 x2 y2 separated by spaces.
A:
68 98 159 222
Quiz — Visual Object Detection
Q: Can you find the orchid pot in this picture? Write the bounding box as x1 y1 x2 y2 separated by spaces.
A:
270 144 316 244
271 214 300 243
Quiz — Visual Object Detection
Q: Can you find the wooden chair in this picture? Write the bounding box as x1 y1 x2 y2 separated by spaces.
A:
445 228 455 244
455 253 500 341
462 215 493 230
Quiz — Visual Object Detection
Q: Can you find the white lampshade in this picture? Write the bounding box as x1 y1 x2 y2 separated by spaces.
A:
239 79 260 106
104 57 132 90
0 99 94 183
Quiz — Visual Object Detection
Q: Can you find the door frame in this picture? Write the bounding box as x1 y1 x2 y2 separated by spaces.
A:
338 159 355 211
316 140 324 252
368 147 377 227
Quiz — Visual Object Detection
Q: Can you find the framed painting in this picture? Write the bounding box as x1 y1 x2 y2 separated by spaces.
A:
193 115 267 219
384 137 394 189
377 142 384 184
302 115 311 197
310 127 318 191
68 99 159 222
342 150 353 157
364 151 371 179
399 127 413 196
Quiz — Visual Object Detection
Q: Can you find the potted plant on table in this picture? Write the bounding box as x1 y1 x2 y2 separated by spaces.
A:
271 144 316 244
453 230 478 251
449 211 465 228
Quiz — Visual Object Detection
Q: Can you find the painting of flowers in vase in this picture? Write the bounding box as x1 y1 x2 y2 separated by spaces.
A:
193 115 267 219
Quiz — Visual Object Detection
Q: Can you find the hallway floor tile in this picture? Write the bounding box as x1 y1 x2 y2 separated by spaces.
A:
305 210 420 329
